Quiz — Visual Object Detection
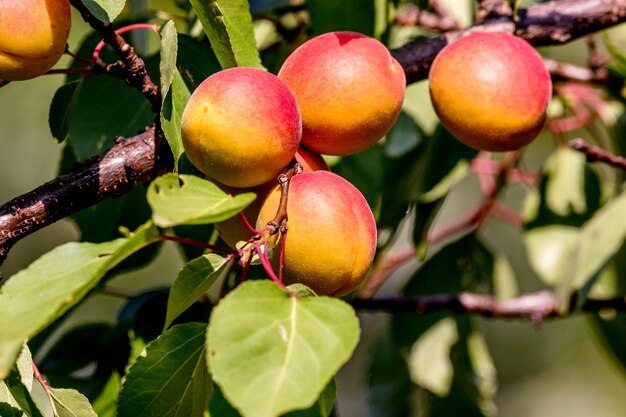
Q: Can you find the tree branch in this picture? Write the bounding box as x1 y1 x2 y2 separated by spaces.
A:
392 0 626 84
68 0 161 111
350 291 626 324
569 138 626 169
0 126 171 265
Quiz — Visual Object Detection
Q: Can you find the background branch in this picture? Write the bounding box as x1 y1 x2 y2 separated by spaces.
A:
392 0 626 83
351 291 625 324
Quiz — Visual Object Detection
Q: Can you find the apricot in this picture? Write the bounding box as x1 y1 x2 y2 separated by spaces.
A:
256 171 377 296
278 31 406 156
0 0 71 81
215 148 329 248
181 67 302 188
428 32 552 152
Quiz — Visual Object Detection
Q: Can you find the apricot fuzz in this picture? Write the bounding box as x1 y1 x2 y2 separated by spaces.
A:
256 171 377 296
181 67 302 188
0 0 71 81
429 32 552 152
278 31 406 156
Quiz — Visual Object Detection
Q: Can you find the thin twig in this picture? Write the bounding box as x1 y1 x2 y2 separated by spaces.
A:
350 291 626 325
569 138 626 170
69 0 161 111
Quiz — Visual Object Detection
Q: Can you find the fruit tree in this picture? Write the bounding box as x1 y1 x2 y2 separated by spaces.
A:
2 0 626 416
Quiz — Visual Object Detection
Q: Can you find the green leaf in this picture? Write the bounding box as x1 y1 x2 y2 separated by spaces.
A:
117 323 209 417
91 372 121 417
165 254 234 329
0 223 159 378
525 226 580 286
407 317 457 397
148 174 256 228
160 34 221 170
159 21 178 100
49 80 83 143
4 371 44 417
207 281 359 417
49 388 97 417
176 35 222 91
0 380 24 416
384 111 423 158
161 71 191 168
70 186 153 243
159 22 186 167
15 345 33 393
307 0 376 36
544 146 587 216
558 188 626 307
189 0 264 69
368 331 411 417
79 0 126 24
389 236 498 416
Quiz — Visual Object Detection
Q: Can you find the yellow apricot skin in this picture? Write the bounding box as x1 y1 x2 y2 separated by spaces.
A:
429 32 552 152
181 67 302 188
215 148 329 248
0 0 71 81
278 31 406 156
256 171 377 296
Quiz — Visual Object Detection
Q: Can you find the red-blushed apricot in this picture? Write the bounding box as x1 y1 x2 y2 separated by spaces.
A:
429 32 552 152
278 31 406 156
181 67 302 188
0 0 71 81
256 171 377 296
215 148 329 248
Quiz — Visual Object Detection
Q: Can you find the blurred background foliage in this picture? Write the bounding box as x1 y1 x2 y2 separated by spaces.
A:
2 0 626 416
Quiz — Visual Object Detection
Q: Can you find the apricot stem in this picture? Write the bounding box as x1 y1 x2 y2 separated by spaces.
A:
160 235 237 255
45 66 94 75
253 240 287 290
238 212 258 235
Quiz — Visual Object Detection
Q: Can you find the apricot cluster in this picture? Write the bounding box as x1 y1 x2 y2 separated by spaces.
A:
429 32 552 152
0 0 71 81
181 31 406 295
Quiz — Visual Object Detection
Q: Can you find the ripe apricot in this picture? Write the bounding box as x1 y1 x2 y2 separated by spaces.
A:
428 32 552 152
0 0 71 81
256 171 377 296
278 31 406 156
181 67 302 188
215 148 329 248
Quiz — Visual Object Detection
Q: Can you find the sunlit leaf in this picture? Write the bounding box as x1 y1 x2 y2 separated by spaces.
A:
117 323 209 417
148 174 255 227
165 254 234 329
189 0 263 69
207 281 359 417
50 388 97 417
0 223 159 377
79 0 125 24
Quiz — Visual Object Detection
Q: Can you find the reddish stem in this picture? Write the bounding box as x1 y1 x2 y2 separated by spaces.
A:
253 241 287 289
93 23 160 62
278 232 287 282
32 360 51 395
160 235 237 255
238 212 258 235
45 66 94 75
